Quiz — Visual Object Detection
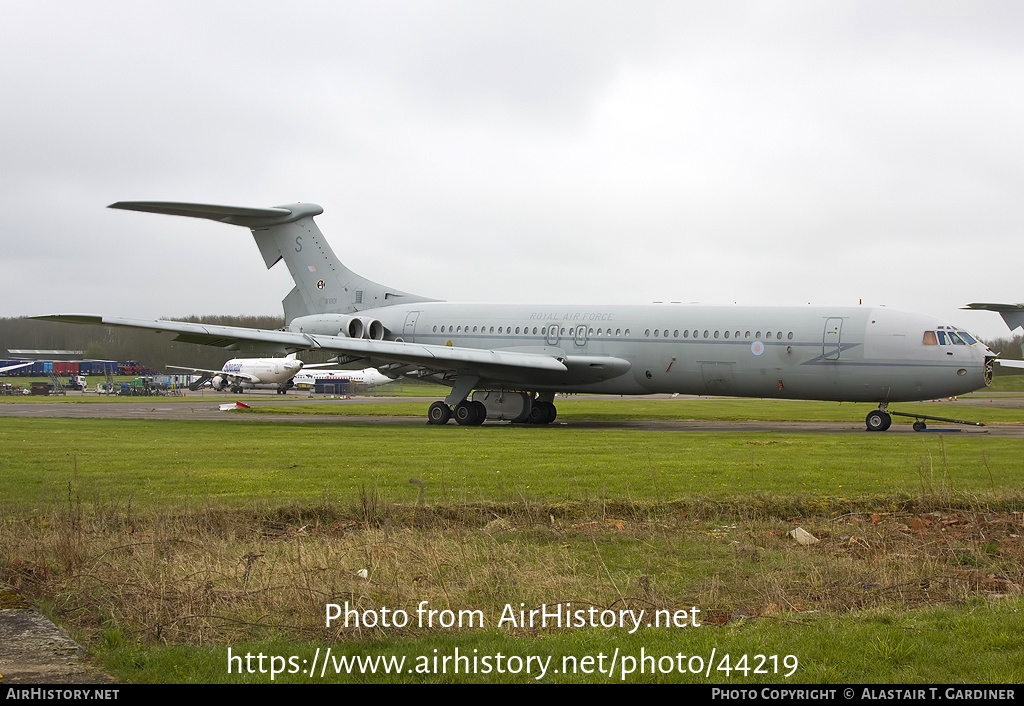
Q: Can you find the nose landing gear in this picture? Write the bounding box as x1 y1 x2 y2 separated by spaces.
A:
865 407 892 432
866 403 985 432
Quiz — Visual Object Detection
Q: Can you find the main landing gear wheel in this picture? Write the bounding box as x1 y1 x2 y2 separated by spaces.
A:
865 409 892 432
454 400 486 426
527 401 557 425
427 401 452 425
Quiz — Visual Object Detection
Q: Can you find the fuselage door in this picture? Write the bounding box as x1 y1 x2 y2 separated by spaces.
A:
545 324 560 346
574 324 588 347
701 363 735 393
403 311 420 342
823 318 843 360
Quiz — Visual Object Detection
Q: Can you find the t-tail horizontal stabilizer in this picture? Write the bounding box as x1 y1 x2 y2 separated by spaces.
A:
108 201 316 227
963 302 1024 333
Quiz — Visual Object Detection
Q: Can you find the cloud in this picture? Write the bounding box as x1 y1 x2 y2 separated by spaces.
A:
1 1 1021 338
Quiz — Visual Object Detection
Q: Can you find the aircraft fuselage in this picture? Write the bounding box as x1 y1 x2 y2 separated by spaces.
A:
220 357 302 385
350 302 991 403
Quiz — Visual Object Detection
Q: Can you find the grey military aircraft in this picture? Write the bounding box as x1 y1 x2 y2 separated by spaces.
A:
35 201 998 431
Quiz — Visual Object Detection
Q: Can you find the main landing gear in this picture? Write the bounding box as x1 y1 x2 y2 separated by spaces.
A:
426 400 489 426
865 403 985 432
427 401 452 424
426 393 557 426
526 400 557 425
428 400 489 426
453 400 487 426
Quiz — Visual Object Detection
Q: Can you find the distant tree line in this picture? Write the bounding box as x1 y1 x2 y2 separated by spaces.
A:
981 334 1024 360
0 315 287 371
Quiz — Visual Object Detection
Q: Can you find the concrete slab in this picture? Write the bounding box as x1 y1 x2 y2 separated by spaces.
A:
0 587 113 684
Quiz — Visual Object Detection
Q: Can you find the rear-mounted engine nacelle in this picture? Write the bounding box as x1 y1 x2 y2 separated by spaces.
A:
353 317 385 340
288 314 359 337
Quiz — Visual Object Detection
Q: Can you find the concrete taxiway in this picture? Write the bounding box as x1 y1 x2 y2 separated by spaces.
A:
0 393 1020 436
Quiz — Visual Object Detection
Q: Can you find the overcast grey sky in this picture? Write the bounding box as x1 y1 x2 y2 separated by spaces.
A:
2 1 1021 339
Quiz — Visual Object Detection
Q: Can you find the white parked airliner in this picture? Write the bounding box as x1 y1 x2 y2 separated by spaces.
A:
291 367 393 391
167 356 303 394
36 201 999 430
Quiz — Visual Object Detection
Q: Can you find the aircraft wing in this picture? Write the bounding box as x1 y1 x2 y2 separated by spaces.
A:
32 314 574 383
38 315 306 350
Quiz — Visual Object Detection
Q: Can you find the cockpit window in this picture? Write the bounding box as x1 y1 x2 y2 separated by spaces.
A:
924 329 980 346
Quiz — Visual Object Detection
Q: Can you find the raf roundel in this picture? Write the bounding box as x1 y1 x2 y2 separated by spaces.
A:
316 279 326 290
751 341 765 356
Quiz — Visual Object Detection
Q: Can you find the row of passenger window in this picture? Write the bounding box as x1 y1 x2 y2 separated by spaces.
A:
431 324 795 341
644 329 795 341
434 324 558 335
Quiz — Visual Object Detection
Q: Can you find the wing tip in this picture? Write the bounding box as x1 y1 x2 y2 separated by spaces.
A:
29 313 105 324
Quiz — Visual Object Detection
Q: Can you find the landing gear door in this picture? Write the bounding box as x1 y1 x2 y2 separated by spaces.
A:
823 318 843 360
403 311 420 342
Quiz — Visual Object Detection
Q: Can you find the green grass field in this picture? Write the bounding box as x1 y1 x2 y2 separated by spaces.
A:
1 404 1022 684
1 416 1022 504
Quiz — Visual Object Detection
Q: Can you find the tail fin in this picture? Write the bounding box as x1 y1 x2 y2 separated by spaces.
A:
109 201 436 322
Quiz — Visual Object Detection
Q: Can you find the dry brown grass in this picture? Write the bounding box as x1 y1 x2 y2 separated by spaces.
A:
2 497 1022 647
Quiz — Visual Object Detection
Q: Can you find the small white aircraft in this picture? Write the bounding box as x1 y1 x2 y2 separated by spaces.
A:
37 201 1000 431
291 367 393 391
167 356 303 394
